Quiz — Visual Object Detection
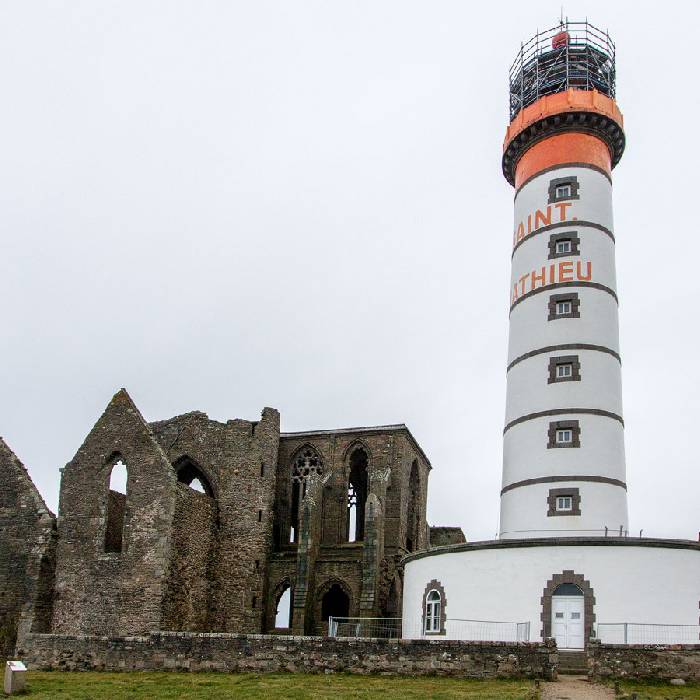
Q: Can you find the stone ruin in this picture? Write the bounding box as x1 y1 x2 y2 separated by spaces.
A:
0 388 464 657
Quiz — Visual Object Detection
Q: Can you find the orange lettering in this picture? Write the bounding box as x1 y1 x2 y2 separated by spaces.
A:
527 214 532 234
534 207 552 229
555 202 572 221
577 261 592 281
531 266 546 290
516 222 525 243
558 261 574 282
519 274 528 296
549 264 556 284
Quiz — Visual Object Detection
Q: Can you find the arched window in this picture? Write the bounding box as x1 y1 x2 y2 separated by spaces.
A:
422 579 446 635
424 590 441 633
290 447 322 543
347 448 368 542
105 458 128 553
173 456 214 498
274 584 293 629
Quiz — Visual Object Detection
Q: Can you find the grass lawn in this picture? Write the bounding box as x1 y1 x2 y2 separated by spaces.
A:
20 671 538 699
612 678 700 699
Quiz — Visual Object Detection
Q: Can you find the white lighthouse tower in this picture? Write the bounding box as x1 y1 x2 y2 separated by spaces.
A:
402 20 700 649
499 26 628 539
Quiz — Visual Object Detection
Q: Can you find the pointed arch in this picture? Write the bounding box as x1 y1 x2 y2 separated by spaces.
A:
346 445 368 542
289 444 323 543
104 454 128 553
342 438 373 463
172 455 216 499
316 578 352 625
271 578 294 630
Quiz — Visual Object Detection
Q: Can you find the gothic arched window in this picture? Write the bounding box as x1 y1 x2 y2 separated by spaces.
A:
347 448 368 542
290 447 322 543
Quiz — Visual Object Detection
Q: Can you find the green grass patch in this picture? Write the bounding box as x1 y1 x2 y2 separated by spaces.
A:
612 678 700 699
20 671 538 699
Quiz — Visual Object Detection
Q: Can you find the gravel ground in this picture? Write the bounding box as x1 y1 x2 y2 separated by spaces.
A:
541 675 615 700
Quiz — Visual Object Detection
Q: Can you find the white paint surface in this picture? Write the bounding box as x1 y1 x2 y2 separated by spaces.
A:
502 165 627 538
402 543 700 642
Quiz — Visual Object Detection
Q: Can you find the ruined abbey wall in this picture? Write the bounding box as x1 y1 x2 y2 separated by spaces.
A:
1 388 455 650
0 438 56 658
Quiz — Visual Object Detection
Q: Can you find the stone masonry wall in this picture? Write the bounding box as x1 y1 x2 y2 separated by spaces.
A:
18 632 556 679
272 428 431 633
52 389 177 636
150 407 280 634
161 484 218 632
588 641 700 682
0 438 56 659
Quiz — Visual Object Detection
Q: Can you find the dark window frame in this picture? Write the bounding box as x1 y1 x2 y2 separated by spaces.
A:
421 579 447 636
548 355 581 384
547 487 582 516
548 176 580 204
548 293 581 321
548 420 581 449
548 231 581 259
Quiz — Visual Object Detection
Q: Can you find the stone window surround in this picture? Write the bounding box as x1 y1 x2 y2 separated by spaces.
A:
548 231 581 260
421 579 447 636
548 293 580 321
548 420 581 449
548 355 581 384
548 176 581 204
547 487 582 517
541 570 595 645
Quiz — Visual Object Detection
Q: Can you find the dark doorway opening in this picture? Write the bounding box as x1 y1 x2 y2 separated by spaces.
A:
321 584 350 622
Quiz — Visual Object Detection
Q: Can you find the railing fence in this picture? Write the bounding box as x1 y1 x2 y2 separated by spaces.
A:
327 617 530 642
596 623 700 645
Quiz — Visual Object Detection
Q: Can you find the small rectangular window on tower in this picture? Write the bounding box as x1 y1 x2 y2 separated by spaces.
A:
548 293 580 321
556 429 573 444
548 420 581 449
557 495 573 511
548 176 580 203
547 487 581 517
548 355 581 383
548 231 580 259
557 364 572 378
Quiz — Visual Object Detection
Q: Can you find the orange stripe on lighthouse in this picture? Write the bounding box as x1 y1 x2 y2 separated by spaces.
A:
514 133 612 189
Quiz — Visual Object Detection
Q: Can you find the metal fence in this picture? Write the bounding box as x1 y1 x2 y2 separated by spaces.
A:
509 20 616 120
328 617 530 642
596 623 700 645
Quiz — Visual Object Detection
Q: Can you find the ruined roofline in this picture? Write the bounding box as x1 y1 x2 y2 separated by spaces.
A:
0 435 55 519
149 407 278 430
281 424 432 470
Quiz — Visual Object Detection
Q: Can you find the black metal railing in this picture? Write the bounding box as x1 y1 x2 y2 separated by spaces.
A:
509 20 615 121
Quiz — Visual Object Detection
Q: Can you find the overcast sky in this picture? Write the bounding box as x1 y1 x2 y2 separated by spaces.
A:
1 0 698 542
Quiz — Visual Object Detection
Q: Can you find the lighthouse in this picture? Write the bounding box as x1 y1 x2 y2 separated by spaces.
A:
499 23 628 538
402 19 699 648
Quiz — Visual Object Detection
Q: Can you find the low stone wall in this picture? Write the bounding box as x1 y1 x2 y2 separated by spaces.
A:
588 641 700 682
17 632 556 679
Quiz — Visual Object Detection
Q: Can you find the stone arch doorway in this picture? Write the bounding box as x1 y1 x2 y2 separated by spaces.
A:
541 570 595 648
320 583 350 624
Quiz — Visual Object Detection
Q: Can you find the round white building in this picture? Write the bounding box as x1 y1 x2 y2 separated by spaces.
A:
402 21 700 650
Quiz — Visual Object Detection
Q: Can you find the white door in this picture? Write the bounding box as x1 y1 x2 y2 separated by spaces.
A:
551 596 585 649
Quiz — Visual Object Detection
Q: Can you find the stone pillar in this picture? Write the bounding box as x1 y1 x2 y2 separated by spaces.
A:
359 468 390 616
290 473 324 634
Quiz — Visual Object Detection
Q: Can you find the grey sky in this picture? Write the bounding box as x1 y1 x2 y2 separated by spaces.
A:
1 0 697 542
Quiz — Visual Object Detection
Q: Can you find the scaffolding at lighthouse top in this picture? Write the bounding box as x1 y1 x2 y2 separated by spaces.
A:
509 20 616 122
